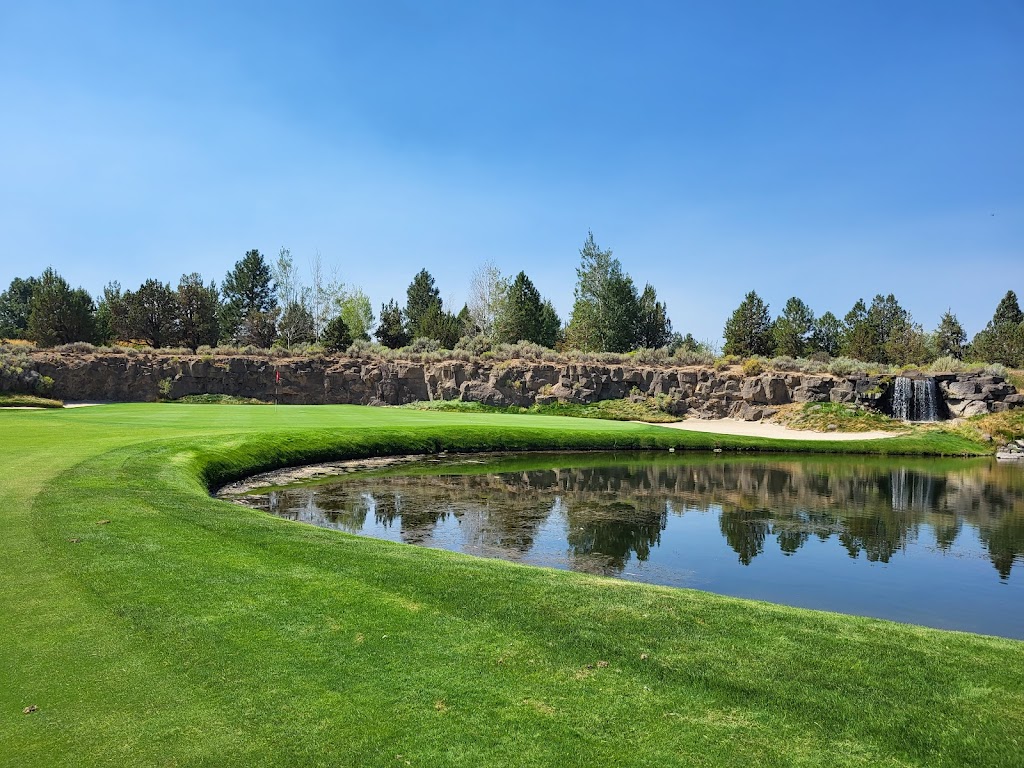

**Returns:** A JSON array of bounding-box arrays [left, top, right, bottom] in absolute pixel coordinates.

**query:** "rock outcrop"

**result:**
[[2, 351, 1020, 420]]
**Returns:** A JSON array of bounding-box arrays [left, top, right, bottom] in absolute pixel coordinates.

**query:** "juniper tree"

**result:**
[[26, 268, 97, 346], [176, 273, 220, 349]]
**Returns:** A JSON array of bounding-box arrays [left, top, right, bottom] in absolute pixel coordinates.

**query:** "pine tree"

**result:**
[[992, 290, 1023, 327], [635, 284, 672, 349], [322, 315, 352, 352], [933, 310, 966, 359], [808, 311, 842, 358], [221, 250, 276, 343], [970, 291, 1024, 366], [404, 269, 441, 338], [565, 232, 640, 352], [840, 299, 875, 361], [375, 300, 410, 348], [537, 300, 562, 349], [722, 291, 772, 357], [495, 271, 544, 344], [772, 297, 814, 358]]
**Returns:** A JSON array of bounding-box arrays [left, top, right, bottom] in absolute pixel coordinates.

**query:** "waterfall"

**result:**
[[891, 376, 940, 422]]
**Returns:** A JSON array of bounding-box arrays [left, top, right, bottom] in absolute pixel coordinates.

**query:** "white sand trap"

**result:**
[[648, 418, 899, 441]]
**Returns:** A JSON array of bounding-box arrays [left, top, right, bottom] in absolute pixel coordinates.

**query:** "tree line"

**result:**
[[1, 232, 1022, 368], [721, 288, 1024, 367]]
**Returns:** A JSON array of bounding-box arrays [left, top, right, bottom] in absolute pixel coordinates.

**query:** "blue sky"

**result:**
[[1, 1, 1021, 344]]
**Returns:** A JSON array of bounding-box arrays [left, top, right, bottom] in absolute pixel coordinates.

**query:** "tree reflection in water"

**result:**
[[256, 454, 1024, 580]]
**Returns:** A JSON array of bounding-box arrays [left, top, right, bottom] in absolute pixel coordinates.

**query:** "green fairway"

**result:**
[[1, 404, 1021, 767]]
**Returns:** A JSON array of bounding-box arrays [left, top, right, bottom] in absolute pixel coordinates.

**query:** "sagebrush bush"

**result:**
[[631, 347, 668, 366], [742, 357, 765, 376], [768, 356, 798, 371], [669, 348, 716, 367], [56, 342, 96, 354], [401, 337, 441, 354], [454, 333, 492, 357]]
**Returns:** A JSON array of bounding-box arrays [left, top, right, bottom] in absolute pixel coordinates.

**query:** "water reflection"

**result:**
[[242, 453, 1024, 637]]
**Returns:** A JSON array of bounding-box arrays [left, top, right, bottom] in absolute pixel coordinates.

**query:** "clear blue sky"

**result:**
[[2, 1, 1021, 344]]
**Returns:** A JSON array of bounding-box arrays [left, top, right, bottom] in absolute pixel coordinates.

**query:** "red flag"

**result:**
[[275, 370, 281, 384]]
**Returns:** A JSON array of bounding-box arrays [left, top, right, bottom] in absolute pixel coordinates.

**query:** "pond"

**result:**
[[230, 452, 1024, 639]]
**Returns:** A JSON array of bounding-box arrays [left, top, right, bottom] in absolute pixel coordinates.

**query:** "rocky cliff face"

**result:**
[[3, 351, 1021, 420]]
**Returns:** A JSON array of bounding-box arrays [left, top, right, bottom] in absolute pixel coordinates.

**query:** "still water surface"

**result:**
[[237, 452, 1024, 638]]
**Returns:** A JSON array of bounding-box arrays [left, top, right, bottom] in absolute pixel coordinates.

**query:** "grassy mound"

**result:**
[[0, 404, 1019, 766], [405, 397, 679, 422], [0, 393, 63, 408], [772, 402, 907, 432]]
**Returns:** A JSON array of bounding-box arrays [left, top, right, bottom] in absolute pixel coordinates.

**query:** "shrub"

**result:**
[[742, 357, 765, 376], [670, 348, 716, 367], [455, 333, 493, 357], [402, 337, 441, 354], [984, 363, 1009, 378], [768, 355, 798, 371], [56, 342, 96, 354], [632, 347, 668, 366], [35, 375, 54, 395], [158, 377, 173, 399]]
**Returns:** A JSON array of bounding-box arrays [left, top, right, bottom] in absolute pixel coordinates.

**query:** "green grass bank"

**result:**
[[1, 404, 1021, 767]]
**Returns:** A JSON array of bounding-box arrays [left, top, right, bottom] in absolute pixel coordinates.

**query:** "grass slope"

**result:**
[[1, 404, 1020, 767]]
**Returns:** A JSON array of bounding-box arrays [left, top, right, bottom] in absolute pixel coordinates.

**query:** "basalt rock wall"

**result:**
[[4, 352, 1022, 419]]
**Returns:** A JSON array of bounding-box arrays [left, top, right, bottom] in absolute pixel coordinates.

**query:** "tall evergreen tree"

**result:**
[[635, 284, 672, 349], [537, 300, 562, 349], [934, 310, 966, 359], [0, 276, 40, 339], [221, 249, 277, 343], [841, 299, 876, 361], [971, 290, 1024, 366], [808, 311, 842, 357], [865, 294, 910, 363], [772, 297, 815, 358], [27, 268, 97, 346], [417, 301, 462, 348], [375, 299, 410, 348], [722, 291, 772, 357], [404, 269, 441, 338], [992, 290, 1023, 327], [565, 232, 640, 352], [322, 315, 352, 352], [495, 271, 544, 344]]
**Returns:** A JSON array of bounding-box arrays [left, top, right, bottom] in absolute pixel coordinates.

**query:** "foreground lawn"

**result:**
[[1, 404, 1020, 767]]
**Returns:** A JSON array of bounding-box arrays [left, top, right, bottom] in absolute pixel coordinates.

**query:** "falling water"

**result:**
[[891, 376, 940, 422]]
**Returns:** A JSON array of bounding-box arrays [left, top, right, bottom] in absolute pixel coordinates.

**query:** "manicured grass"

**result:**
[[1, 404, 1020, 767]]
